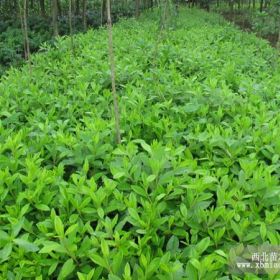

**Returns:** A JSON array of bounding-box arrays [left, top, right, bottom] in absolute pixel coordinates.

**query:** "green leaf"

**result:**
[[86, 269, 96, 280], [39, 241, 67, 254], [0, 230, 9, 242], [138, 140, 152, 154], [230, 220, 243, 241], [215, 250, 227, 258], [48, 261, 59, 276], [113, 172, 126, 179], [260, 223, 267, 241], [0, 243, 12, 262], [180, 204, 188, 218], [77, 272, 86, 280], [190, 258, 201, 270], [108, 275, 121, 280], [90, 253, 108, 269], [147, 257, 161, 274], [97, 208, 104, 219], [140, 254, 148, 268], [83, 158, 89, 174], [184, 103, 200, 113], [166, 235, 179, 256], [13, 238, 39, 252], [101, 239, 109, 257], [11, 218, 24, 238], [186, 261, 198, 279], [124, 263, 131, 277], [147, 175, 156, 183], [131, 185, 147, 197], [20, 203, 30, 216], [112, 251, 123, 274], [58, 258, 75, 280], [128, 208, 140, 221], [65, 224, 78, 236], [36, 204, 50, 211], [54, 215, 65, 237], [195, 237, 210, 255]]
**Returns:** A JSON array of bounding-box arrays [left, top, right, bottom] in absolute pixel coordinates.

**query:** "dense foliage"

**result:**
[[1, 7, 280, 279], [1, 0, 278, 77]]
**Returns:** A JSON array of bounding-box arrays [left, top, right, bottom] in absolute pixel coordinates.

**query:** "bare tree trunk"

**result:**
[[39, 0, 46, 17], [82, 0, 87, 30], [23, 0, 30, 60], [135, 0, 140, 17], [160, 0, 168, 30], [238, 0, 241, 9], [13, 0, 18, 16], [277, 27, 280, 50], [57, 0, 62, 16], [25, 0, 29, 17], [69, 0, 74, 53], [101, 0, 106, 25], [76, 0, 80, 15], [19, 0, 30, 61], [52, 0, 59, 37], [19, 0, 31, 74], [229, 0, 234, 12], [106, 0, 121, 144], [260, 0, 263, 12]]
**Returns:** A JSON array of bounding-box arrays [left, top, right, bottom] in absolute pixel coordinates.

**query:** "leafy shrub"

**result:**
[[0, 7, 280, 279]]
